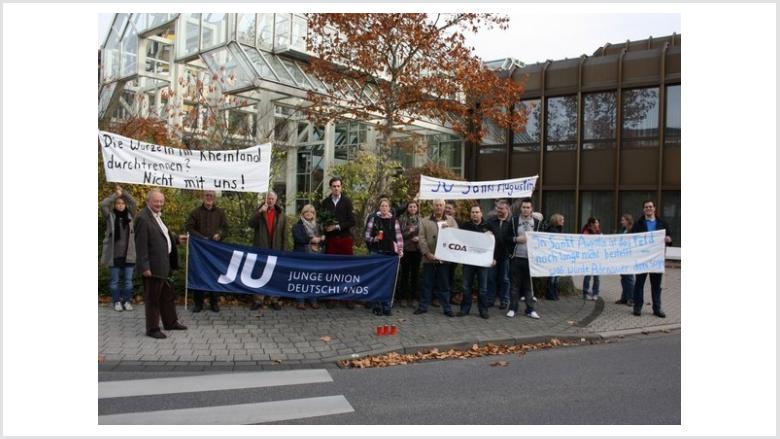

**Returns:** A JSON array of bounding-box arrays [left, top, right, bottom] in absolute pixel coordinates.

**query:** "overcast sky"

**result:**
[[99, 12, 680, 64]]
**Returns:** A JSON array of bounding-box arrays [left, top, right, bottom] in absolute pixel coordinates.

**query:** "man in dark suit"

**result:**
[[630, 199, 673, 318], [248, 190, 287, 311], [134, 188, 187, 339], [320, 177, 357, 309]]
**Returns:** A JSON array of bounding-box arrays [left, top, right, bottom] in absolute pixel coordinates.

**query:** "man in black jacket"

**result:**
[[185, 190, 229, 313], [487, 199, 513, 309], [135, 188, 187, 339], [320, 177, 357, 309], [630, 200, 673, 318], [458, 205, 497, 319]]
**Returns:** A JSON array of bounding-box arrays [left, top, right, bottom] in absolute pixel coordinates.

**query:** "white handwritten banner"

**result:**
[[434, 227, 495, 267], [98, 131, 272, 193], [526, 230, 666, 277], [419, 175, 538, 200]]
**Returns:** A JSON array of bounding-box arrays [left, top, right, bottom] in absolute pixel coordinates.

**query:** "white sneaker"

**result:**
[[114, 302, 123, 312], [527, 310, 540, 319], [505, 310, 516, 318], [123, 301, 133, 311], [584, 294, 593, 301]]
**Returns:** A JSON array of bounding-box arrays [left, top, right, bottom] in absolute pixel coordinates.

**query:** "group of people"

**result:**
[[100, 177, 673, 340]]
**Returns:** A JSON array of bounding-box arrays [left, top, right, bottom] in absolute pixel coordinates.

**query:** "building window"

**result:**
[[334, 122, 366, 163], [513, 99, 541, 152], [542, 191, 575, 233], [120, 19, 139, 77], [583, 92, 617, 150], [177, 13, 201, 59], [622, 87, 660, 149], [428, 134, 464, 176], [662, 191, 681, 246], [201, 13, 228, 51], [257, 14, 274, 51], [579, 191, 615, 234], [237, 14, 256, 46], [481, 117, 507, 146], [545, 96, 577, 151], [665, 84, 681, 147], [296, 144, 325, 212]]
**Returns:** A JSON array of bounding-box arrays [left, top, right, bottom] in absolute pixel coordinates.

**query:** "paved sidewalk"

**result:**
[[98, 267, 680, 371]]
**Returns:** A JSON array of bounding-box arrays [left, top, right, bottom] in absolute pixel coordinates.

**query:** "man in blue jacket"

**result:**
[[630, 200, 673, 318]]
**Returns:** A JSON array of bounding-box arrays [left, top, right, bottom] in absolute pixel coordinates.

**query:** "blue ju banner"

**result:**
[[187, 235, 399, 302]]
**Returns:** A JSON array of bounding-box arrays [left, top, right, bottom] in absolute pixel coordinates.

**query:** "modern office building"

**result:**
[[98, 13, 680, 243], [474, 34, 681, 243]]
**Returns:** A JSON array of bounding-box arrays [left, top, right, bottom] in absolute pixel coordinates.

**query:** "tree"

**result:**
[[304, 13, 529, 197]]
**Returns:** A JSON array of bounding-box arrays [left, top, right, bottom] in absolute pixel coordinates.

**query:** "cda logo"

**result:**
[[443, 242, 468, 252]]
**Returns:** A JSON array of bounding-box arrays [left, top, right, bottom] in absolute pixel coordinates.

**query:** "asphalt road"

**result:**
[[99, 331, 680, 425]]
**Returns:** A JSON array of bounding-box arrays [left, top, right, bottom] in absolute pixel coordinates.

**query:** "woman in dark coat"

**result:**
[[291, 204, 324, 309]]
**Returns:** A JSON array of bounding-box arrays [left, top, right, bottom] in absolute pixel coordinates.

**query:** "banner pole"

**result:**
[[389, 254, 402, 308], [184, 232, 190, 309]]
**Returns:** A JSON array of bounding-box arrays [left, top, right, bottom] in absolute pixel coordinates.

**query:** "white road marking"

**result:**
[[98, 395, 354, 424]]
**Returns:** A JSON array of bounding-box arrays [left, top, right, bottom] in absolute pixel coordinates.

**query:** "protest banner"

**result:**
[[526, 230, 666, 277], [418, 174, 538, 200], [187, 235, 399, 302], [434, 227, 495, 267], [98, 130, 272, 193]]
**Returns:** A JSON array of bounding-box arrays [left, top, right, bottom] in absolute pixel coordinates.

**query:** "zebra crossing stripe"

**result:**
[[99, 369, 333, 399], [98, 395, 354, 424]]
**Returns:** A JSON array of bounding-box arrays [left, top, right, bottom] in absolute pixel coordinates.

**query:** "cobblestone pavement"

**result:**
[[98, 267, 680, 371]]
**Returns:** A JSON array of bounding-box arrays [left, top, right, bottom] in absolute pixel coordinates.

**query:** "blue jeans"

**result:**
[[583, 275, 600, 297], [633, 273, 663, 313], [461, 265, 489, 314], [487, 257, 511, 306], [620, 274, 635, 302], [419, 263, 452, 313], [110, 265, 135, 304], [546, 277, 560, 300]]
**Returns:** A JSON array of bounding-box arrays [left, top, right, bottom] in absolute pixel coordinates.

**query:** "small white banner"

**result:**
[[434, 227, 495, 267], [98, 131, 272, 193], [526, 230, 666, 277], [419, 175, 538, 200]]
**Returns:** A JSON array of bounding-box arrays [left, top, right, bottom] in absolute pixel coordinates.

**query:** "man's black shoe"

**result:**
[[653, 311, 666, 318], [147, 330, 167, 339], [271, 302, 282, 311], [413, 308, 427, 315], [444, 311, 455, 317], [165, 322, 187, 330], [372, 308, 382, 316], [615, 299, 628, 305], [382, 309, 393, 316], [456, 311, 468, 317], [632, 310, 642, 316], [479, 311, 490, 319], [192, 303, 203, 313], [498, 302, 508, 310], [210, 301, 220, 313]]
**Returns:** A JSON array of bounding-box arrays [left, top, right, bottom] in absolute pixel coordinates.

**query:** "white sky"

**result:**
[[98, 12, 680, 64]]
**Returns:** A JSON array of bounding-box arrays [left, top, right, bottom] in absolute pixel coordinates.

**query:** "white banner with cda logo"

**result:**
[[434, 227, 495, 267]]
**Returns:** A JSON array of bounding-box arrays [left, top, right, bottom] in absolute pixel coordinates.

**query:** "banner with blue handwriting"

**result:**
[[187, 235, 399, 302], [419, 175, 538, 200], [526, 230, 666, 277]]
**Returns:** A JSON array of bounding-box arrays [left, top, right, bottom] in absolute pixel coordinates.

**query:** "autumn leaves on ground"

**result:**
[[339, 338, 595, 369]]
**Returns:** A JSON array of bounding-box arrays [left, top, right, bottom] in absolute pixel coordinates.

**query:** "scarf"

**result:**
[[301, 217, 319, 238], [113, 208, 130, 242]]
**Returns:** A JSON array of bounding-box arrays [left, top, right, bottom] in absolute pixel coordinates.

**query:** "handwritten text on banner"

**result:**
[[419, 175, 538, 200], [98, 131, 272, 193], [526, 230, 666, 277]]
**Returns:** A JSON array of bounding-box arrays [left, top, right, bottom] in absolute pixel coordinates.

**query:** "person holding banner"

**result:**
[[544, 213, 565, 301], [185, 190, 229, 313], [631, 201, 673, 318], [292, 204, 324, 310], [507, 198, 543, 319], [398, 201, 422, 308], [248, 191, 286, 311], [320, 177, 358, 309], [615, 214, 636, 306], [458, 205, 497, 319], [487, 199, 513, 310], [100, 185, 137, 312], [581, 217, 602, 301], [414, 199, 459, 317], [364, 198, 404, 316], [134, 188, 188, 339]]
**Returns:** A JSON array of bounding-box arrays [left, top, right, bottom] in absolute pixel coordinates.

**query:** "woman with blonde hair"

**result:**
[[292, 203, 324, 309]]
